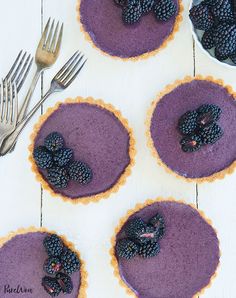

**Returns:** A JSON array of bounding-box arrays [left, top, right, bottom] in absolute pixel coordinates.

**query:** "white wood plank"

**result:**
[[0, 0, 42, 234], [42, 1, 196, 297], [195, 40, 236, 297]]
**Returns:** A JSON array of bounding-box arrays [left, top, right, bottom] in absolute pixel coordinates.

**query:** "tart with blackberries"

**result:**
[[77, 0, 183, 60], [146, 76, 236, 182], [0, 227, 87, 298], [29, 97, 135, 204], [111, 198, 220, 298]]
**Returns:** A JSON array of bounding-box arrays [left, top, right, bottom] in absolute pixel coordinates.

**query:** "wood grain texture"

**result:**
[[0, 0, 235, 297]]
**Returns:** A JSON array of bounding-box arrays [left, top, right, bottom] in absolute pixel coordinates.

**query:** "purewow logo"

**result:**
[[2, 284, 33, 295]]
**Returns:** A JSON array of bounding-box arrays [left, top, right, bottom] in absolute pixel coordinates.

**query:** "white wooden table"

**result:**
[[0, 1, 235, 297]]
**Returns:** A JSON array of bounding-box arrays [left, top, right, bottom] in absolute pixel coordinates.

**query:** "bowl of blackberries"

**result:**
[[189, 0, 236, 67]]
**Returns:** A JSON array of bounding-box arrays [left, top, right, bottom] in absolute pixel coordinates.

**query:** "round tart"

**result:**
[[146, 76, 236, 182], [111, 198, 220, 298], [77, 0, 183, 60], [0, 227, 87, 298], [29, 97, 135, 204]]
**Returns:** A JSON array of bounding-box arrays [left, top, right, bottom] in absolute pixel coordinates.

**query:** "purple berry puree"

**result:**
[[150, 80, 236, 178], [0, 232, 81, 298], [116, 201, 220, 298], [34, 103, 130, 199], [79, 0, 179, 58]]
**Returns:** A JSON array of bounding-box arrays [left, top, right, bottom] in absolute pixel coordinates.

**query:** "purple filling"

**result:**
[[150, 80, 236, 178], [34, 103, 130, 199], [79, 0, 179, 58], [0, 232, 81, 298], [116, 201, 220, 298]]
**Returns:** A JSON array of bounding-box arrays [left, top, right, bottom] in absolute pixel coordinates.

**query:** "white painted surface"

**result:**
[[0, 0, 235, 297]]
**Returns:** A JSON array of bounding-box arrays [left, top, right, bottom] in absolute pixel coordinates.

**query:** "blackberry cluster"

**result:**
[[33, 132, 93, 189], [153, 0, 177, 22], [115, 0, 177, 25], [56, 272, 73, 294], [189, 0, 236, 64], [189, 3, 214, 31], [116, 213, 165, 260], [53, 148, 73, 167], [44, 257, 62, 275], [33, 146, 54, 169], [44, 234, 64, 256], [68, 161, 93, 185], [47, 167, 70, 189], [178, 104, 223, 153], [42, 234, 80, 296], [138, 241, 160, 258], [61, 248, 81, 275], [42, 276, 61, 297], [116, 238, 139, 259], [178, 111, 198, 135]]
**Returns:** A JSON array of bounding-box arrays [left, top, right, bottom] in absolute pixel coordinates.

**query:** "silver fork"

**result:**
[[0, 51, 87, 156], [17, 18, 63, 124], [0, 80, 18, 149], [3, 50, 33, 92]]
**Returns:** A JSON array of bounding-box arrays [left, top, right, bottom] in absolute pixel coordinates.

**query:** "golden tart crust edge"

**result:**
[[29, 97, 136, 205], [146, 75, 236, 183], [109, 197, 221, 298], [0, 226, 88, 298], [76, 0, 184, 61]]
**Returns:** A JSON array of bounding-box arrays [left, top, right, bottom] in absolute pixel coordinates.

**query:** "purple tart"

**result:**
[[77, 0, 183, 59], [29, 97, 135, 204], [111, 199, 220, 298], [0, 228, 87, 298], [147, 76, 236, 182]]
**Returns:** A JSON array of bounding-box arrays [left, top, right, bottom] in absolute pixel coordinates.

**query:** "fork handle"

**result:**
[[0, 89, 53, 155], [18, 67, 42, 123]]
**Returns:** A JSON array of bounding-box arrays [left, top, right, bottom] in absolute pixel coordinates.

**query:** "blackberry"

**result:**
[[56, 272, 73, 294], [141, 0, 154, 14], [114, 0, 127, 6], [44, 132, 64, 152], [138, 225, 160, 243], [125, 217, 146, 239], [53, 148, 73, 167], [61, 248, 81, 275], [33, 146, 53, 169], [154, 0, 177, 22], [116, 238, 139, 259], [180, 135, 202, 153], [47, 167, 70, 189], [210, 0, 234, 22], [149, 213, 165, 240], [189, 3, 214, 31], [125, 218, 158, 243], [199, 123, 223, 145], [201, 28, 216, 49], [68, 161, 93, 185], [215, 23, 236, 57], [178, 110, 198, 135], [42, 276, 61, 297], [138, 241, 160, 258], [197, 104, 222, 127], [44, 257, 62, 275], [122, 0, 142, 25], [215, 48, 228, 61], [43, 234, 64, 257]]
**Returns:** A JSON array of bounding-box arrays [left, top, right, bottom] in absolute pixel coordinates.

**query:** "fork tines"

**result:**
[[54, 51, 87, 87], [0, 80, 18, 124], [39, 18, 63, 55], [5, 50, 33, 92]]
